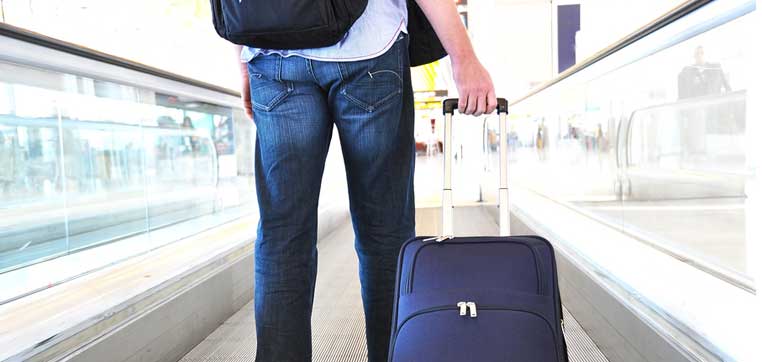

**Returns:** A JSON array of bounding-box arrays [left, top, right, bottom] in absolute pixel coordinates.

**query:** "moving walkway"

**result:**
[[0, 0, 757, 361]]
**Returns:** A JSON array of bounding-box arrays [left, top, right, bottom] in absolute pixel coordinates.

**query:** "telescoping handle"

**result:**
[[441, 98, 510, 236]]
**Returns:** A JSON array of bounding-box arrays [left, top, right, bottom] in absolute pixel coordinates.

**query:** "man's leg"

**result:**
[[249, 54, 333, 362], [329, 34, 416, 362]]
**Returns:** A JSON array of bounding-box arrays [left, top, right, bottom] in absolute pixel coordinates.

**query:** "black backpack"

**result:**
[[209, 0, 446, 66], [210, 0, 368, 50], [406, 0, 446, 67]]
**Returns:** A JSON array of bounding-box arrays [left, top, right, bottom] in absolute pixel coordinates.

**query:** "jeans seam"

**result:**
[[339, 41, 404, 112], [249, 55, 294, 112], [306, 58, 320, 84], [251, 87, 291, 112], [368, 70, 402, 82], [342, 89, 401, 113], [342, 91, 373, 112], [275, 56, 282, 82], [337, 62, 346, 83], [397, 36, 403, 82]]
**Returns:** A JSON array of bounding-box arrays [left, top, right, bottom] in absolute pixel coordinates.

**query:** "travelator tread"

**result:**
[[181, 207, 608, 362]]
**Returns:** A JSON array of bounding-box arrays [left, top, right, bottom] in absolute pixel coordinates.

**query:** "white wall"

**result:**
[[1, 0, 239, 91], [469, 0, 554, 101], [575, 0, 686, 61], [467, 0, 686, 101], [2, 0, 692, 99]]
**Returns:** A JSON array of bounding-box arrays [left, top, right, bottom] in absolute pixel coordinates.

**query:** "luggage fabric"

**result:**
[[209, 0, 367, 49], [388, 99, 568, 362]]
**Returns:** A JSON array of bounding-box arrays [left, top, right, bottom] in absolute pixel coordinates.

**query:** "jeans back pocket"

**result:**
[[248, 56, 294, 112]]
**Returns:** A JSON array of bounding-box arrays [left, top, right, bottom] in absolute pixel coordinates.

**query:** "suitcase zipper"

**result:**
[[396, 304, 555, 330], [390, 304, 561, 361], [422, 235, 454, 242]]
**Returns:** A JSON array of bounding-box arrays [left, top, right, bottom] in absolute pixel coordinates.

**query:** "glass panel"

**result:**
[[227, 108, 258, 213], [0, 82, 68, 271], [622, 92, 747, 273], [503, 5, 756, 357], [0, 60, 254, 280], [142, 102, 217, 237], [57, 88, 150, 252], [68, 126, 147, 249], [510, 8, 754, 281]]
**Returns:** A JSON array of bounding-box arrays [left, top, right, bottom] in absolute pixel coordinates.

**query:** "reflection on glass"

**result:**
[[677, 46, 732, 100], [0, 61, 254, 275], [0, 84, 68, 270], [143, 97, 223, 231], [508, 13, 754, 280], [61, 120, 150, 252], [144, 123, 217, 230]]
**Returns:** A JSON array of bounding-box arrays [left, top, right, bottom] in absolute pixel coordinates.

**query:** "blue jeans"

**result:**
[[249, 34, 415, 362]]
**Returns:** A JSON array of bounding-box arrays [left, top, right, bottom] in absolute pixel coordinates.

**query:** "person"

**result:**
[[235, 1, 496, 361], [595, 123, 605, 152], [426, 118, 439, 156], [677, 46, 731, 156], [678, 45, 731, 100], [0, 131, 16, 195], [181, 116, 199, 154], [536, 121, 548, 161], [182, 116, 194, 129]]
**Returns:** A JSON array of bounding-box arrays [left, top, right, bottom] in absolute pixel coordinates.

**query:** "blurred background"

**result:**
[[0, 1, 758, 361]]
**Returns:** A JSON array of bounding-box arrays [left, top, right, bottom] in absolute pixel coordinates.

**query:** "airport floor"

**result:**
[[180, 208, 609, 362]]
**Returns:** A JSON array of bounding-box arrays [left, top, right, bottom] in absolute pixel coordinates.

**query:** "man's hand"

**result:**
[[241, 74, 253, 120], [415, 0, 497, 116], [235, 45, 254, 120], [452, 57, 496, 116]]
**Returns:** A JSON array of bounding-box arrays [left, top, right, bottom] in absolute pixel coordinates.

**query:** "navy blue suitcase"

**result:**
[[388, 99, 568, 362]]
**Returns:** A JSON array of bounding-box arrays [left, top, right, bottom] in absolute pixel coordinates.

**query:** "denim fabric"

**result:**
[[249, 34, 415, 362]]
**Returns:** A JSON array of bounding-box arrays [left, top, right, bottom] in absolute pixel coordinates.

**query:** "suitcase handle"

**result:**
[[441, 98, 510, 236], [442, 98, 508, 115]]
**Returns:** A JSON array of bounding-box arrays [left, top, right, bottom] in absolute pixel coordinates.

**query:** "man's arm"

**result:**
[[415, 0, 496, 116], [235, 45, 254, 120]]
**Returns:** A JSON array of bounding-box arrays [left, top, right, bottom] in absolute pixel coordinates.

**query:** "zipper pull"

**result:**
[[457, 301, 468, 316], [423, 235, 454, 243], [467, 302, 477, 318]]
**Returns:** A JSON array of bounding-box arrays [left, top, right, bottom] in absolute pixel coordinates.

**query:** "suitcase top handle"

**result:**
[[440, 98, 510, 237], [443, 98, 508, 115]]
